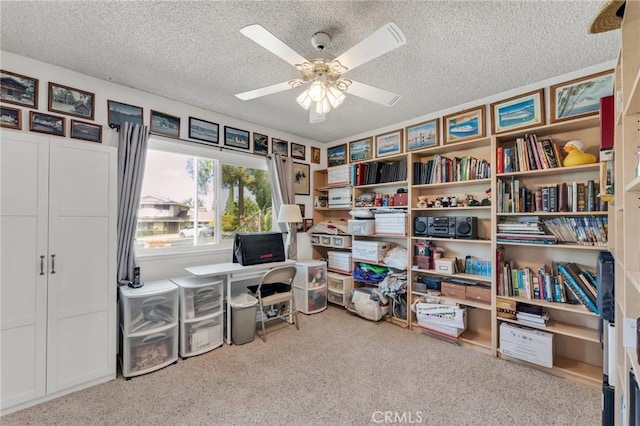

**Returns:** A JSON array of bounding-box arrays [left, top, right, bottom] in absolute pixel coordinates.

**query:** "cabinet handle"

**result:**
[[51, 254, 56, 274], [40, 255, 45, 275]]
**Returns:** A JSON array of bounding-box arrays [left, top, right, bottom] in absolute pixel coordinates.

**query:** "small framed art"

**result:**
[[349, 137, 372, 162], [375, 129, 403, 157], [107, 100, 143, 129], [150, 110, 180, 138], [272, 138, 288, 156], [224, 126, 250, 150], [406, 119, 439, 151], [291, 142, 306, 160], [48, 82, 95, 120], [0, 106, 21, 130], [304, 218, 313, 232], [297, 203, 305, 218], [70, 119, 102, 143], [550, 70, 614, 123], [310, 146, 321, 164], [0, 70, 38, 108], [30, 111, 65, 137], [188, 117, 218, 144], [490, 89, 545, 135], [443, 105, 486, 144], [327, 144, 347, 167], [293, 162, 310, 195], [253, 133, 268, 155]]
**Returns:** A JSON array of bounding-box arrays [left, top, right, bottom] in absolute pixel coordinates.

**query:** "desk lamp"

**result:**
[[277, 204, 303, 260]]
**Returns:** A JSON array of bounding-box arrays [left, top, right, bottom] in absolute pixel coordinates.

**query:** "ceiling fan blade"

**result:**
[[240, 24, 308, 67], [309, 109, 325, 124], [346, 80, 401, 107], [334, 22, 406, 73], [235, 81, 294, 100]]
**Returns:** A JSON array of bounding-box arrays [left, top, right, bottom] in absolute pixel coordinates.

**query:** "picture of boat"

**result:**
[[407, 121, 437, 150]]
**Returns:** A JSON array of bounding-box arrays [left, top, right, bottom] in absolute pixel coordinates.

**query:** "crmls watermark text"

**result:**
[[371, 411, 424, 424]]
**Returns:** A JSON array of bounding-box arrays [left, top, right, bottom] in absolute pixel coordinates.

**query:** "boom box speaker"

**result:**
[[414, 217, 429, 236], [455, 217, 478, 239]]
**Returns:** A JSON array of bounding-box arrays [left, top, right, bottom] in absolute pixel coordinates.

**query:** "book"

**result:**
[[516, 311, 549, 325], [557, 264, 598, 313]]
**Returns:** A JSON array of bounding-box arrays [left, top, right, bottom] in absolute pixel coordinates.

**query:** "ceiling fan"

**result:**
[[235, 22, 407, 123]]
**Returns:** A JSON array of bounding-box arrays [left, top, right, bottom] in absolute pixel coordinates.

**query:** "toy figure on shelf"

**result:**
[[417, 196, 427, 208], [481, 189, 491, 206], [466, 194, 480, 206], [450, 196, 458, 207], [563, 139, 596, 166], [441, 196, 450, 207]]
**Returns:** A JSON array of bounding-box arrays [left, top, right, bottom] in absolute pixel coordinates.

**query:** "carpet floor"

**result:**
[[2, 306, 600, 425]]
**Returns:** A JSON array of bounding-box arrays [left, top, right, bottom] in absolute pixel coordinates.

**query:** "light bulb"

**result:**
[[308, 81, 326, 102], [315, 98, 331, 115], [296, 89, 312, 110], [326, 86, 345, 108]]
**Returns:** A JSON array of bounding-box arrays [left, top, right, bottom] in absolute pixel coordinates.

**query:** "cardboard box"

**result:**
[[500, 322, 553, 368], [393, 192, 408, 206], [413, 255, 431, 270], [348, 219, 375, 236], [374, 213, 406, 235], [465, 285, 491, 304], [434, 258, 456, 275], [328, 187, 351, 207], [327, 164, 350, 186], [352, 240, 389, 263], [441, 281, 466, 299]]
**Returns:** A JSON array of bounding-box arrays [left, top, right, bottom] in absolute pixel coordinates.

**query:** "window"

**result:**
[[136, 139, 272, 254]]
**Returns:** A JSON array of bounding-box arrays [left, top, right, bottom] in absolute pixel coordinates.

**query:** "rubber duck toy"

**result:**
[[563, 140, 596, 166]]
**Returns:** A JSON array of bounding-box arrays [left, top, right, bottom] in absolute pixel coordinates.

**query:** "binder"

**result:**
[[599, 95, 615, 150], [597, 251, 615, 322]]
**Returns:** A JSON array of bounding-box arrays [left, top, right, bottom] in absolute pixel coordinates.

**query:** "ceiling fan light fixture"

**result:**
[[308, 80, 326, 102], [326, 85, 346, 109], [315, 98, 331, 115], [296, 89, 312, 110]]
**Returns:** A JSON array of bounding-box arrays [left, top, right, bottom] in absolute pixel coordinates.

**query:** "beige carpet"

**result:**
[[2, 306, 600, 425]]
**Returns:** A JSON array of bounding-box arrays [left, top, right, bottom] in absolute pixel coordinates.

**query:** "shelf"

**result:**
[[355, 205, 408, 210], [354, 180, 408, 190], [496, 163, 600, 178], [411, 290, 491, 310], [352, 258, 406, 271], [413, 178, 491, 190], [626, 269, 640, 293], [625, 176, 640, 192], [497, 211, 608, 216], [495, 116, 600, 142], [497, 242, 604, 250], [355, 234, 407, 238], [412, 206, 490, 212], [409, 137, 491, 156], [383, 315, 409, 328], [327, 267, 352, 274], [411, 236, 491, 245], [410, 268, 492, 283], [497, 295, 597, 316], [498, 317, 599, 342], [352, 153, 407, 165], [316, 185, 352, 192], [498, 353, 601, 389], [459, 328, 492, 350], [311, 243, 352, 250], [623, 65, 640, 116], [315, 207, 352, 211]]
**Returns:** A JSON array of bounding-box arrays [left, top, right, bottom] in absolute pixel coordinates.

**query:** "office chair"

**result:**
[[253, 265, 299, 342]]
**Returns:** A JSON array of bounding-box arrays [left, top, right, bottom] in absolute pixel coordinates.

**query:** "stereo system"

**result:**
[[414, 216, 478, 239]]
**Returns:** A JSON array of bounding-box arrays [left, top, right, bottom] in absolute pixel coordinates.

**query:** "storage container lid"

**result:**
[[170, 276, 223, 288], [119, 279, 177, 296]]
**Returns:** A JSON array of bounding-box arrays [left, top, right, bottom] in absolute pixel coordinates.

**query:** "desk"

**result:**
[[185, 260, 296, 344]]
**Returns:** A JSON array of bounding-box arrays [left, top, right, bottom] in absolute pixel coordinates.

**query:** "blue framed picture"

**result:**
[[550, 69, 614, 123], [490, 89, 545, 135], [443, 105, 486, 144], [406, 119, 439, 151], [375, 129, 403, 157]]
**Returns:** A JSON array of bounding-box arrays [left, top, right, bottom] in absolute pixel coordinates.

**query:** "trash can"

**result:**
[[229, 293, 258, 345]]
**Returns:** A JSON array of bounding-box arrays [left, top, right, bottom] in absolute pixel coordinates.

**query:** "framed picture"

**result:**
[[293, 162, 310, 195], [150, 110, 180, 138], [349, 137, 372, 162], [297, 203, 306, 218], [0, 70, 38, 108], [0, 106, 21, 130], [375, 129, 403, 157], [550, 69, 614, 123], [70, 119, 102, 143], [48, 82, 95, 120], [272, 138, 288, 156], [406, 119, 439, 151], [188, 117, 218, 145], [253, 133, 268, 155], [29, 111, 65, 137], [304, 218, 313, 232], [310, 146, 321, 164], [443, 105, 486, 144], [224, 126, 250, 150], [107, 100, 143, 129], [490, 89, 545, 135], [296, 222, 304, 232], [291, 142, 306, 160], [327, 144, 347, 167]]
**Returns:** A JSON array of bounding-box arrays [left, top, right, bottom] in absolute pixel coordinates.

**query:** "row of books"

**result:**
[[497, 179, 604, 213], [412, 154, 491, 185], [352, 159, 407, 186], [541, 216, 608, 247], [497, 259, 598, 314], [497, 216, 558, 245], [497, 300, 550, 326], [496, 134, 564, 173]]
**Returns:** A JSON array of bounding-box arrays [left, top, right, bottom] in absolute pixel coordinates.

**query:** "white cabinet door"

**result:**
[[46, 141, 117, 393], [0, 133, 48, 409]]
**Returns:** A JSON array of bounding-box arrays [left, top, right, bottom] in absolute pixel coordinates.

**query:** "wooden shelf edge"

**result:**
[[410, 268, 492, 283], [622, 65, 640, 116], [498, 317, 599, 342], [496, 295, 597, 316], [412, 178, 491, 189], [497, 211, 608, 216], [496, 163, 600, 178], [498, 353, 602, 389], [625, 175, 640, 192]]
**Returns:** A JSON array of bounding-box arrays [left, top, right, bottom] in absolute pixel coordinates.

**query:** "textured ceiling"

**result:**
[[0, 1, 619, 143]]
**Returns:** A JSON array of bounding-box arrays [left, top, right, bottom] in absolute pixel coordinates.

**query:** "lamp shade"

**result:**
[[277, 204, 303, 223]]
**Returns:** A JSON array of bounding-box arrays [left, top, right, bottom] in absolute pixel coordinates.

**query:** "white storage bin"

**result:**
[[293, 285, 327, 314], [171, 276, 223, 320], [348, 219, 375, 236], [328, 187, 351, 207], [352, 240, 390, 263], [120, 280, 179, 335], [332, 235, 351, 248], [321, 235, 332, 246], [327, 272, 352, 292], [122, 325, 178, 377], [328, 164, 350, 186], [327, 251, 352, 272], [500, 322, 553, 368], [374, 213, 407, 236], [180, 313, 223, 356], [294, 260, 327, 289], [328, 290, 348, 306]]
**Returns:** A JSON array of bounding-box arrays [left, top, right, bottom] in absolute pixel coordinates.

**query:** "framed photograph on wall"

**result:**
[[291, 142, 306, 160], [550, 69, 614, 123], [375, 129, 403, 157], [253, 133, 268, 155], [188, 117, 218, 144], [150, 110, 180, 138], [327, 144, 347, 167], [0, 106, 21, 130], [293, 162, 310, 195], [48, 82, 95, 120], [490, 89, 545, 135], [406, 119, 439, 151], [224, 126, 250, 150], [1, 70, 38, 108], [30, 111, 65, 137], [304, 218, 313, 232], [443, 105, 486, 144], [297, 203, 305, 218], [349, 137, 372, 162], [70, 119, 102, 143], [310, 146, 321, 164], [107, 100, 143, 129], [272, 138, 288, 156]]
